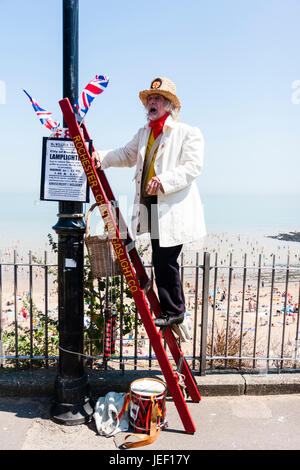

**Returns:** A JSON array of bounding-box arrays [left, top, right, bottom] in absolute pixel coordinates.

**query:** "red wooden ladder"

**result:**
[[59, 97, 201, 434]]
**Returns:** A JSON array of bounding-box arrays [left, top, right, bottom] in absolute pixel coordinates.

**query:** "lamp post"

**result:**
[[50, 0, 93, 425]]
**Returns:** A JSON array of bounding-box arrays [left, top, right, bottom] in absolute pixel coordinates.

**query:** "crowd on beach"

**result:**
[[1, 231, 299, 361]]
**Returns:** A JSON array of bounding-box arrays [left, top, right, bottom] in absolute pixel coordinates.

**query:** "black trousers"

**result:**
[[151, 238, 186, 317], [142, 195, 185, 317]]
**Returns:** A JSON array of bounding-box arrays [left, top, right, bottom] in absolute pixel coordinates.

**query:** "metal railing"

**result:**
[[1, 250, 299, 375], [205, 252, 300, 374], [0, 251, 57, 369]]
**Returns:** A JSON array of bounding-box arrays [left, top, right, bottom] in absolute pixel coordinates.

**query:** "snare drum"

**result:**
[[129, 378, 167, 434]]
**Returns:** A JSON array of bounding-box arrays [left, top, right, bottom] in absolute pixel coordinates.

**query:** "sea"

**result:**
[[0, 191, 299, 260]]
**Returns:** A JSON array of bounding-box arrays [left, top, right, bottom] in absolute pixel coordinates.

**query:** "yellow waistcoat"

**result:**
[[142, 130, 159, 196]]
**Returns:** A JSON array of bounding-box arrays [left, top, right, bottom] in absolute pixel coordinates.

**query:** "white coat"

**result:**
[[97, 115, 206, 247]]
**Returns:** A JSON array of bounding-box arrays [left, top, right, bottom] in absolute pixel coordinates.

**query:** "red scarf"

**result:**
[[149, 113, 169, 139]]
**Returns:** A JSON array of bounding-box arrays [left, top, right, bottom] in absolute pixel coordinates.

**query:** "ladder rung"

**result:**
[[141, 278, 151, 293], [176, 353, 184, 374], [125, 241, 135, 253]]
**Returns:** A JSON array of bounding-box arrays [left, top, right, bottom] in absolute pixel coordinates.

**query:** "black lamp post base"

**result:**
[[50, 399, 94, 426], [50, 373, 94, 425]]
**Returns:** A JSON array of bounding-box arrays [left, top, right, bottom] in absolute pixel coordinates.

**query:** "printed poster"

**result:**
[[40, 137, 91, 202]]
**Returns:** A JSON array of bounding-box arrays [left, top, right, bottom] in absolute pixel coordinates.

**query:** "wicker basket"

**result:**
[[84, 203, 122, 278]]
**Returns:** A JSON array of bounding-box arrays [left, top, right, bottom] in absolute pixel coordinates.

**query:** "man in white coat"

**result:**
[[93, 77, 206, 328]]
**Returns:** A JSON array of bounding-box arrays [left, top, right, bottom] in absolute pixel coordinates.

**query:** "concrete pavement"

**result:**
[[1, 394, 300, 451], [0, 369, 300, 451]]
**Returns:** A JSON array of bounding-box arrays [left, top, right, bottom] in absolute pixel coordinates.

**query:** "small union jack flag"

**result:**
[[74, 74, 109, 118], [23, 89, 60, 131]]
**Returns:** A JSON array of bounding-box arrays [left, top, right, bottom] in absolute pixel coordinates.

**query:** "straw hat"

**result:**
[[139, 77, 181, 110]]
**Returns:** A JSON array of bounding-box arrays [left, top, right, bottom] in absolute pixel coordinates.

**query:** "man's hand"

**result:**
[[146, 176, 164, 195], [92, 151, 101, 169]]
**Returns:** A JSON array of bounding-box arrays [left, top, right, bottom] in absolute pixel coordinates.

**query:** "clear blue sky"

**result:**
[[1, 0, 300, 199]]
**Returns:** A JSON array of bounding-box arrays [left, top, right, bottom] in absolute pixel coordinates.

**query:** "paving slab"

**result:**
[[244, 373, 300, 395]]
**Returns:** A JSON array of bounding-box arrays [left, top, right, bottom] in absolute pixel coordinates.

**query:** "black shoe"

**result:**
[[154, 313, 184, 328]]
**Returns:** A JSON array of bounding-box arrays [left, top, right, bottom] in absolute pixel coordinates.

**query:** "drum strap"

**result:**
[[117, 393, 130, 420], [122, 401, 161, 449]]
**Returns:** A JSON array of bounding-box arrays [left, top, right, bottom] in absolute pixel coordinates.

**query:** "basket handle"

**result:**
[[85, 203, 99, 237], [85, 201, 118, 237]]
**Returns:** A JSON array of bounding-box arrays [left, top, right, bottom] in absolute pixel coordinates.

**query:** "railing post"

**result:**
[[200, 251, 210, 376]]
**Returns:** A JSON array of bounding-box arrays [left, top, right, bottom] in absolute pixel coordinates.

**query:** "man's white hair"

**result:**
[[164, 98, 180, 121]]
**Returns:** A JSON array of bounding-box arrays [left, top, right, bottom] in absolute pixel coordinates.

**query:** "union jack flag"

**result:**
[[74, 74, 109, 118], [23, 89, 60, 131]]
